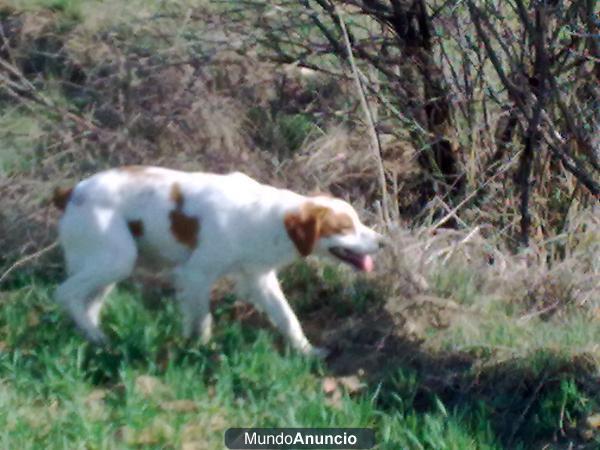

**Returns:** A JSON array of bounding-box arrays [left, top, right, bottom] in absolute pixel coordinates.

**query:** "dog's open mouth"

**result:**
[[329, 247, 374, 272]]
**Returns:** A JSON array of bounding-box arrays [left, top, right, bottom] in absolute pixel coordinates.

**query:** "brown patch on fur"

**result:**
[[127, 220, 144, 238], [170, 210, 199, 248], [170, 183, 184, 209], [318, 207, 354, 237], [52, 187, 73, 211], [284, 202, 355, 257], [309, 191, 333, 198], [169, 183, 199, 248], [120, 165, 148, 174], [284, 211, 319, 257]]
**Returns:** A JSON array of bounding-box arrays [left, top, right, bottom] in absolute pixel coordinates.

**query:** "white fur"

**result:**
[[55, 166, 382, 355]]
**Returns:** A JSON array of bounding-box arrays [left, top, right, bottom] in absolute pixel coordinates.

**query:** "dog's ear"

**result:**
[[284, 209, 319, 257], [284, 203, 350, 256], [284, 203, 332, 256]]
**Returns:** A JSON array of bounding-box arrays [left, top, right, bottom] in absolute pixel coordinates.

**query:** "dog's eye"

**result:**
[[322, 213, 354, 236], [339, 223, 355, 234]]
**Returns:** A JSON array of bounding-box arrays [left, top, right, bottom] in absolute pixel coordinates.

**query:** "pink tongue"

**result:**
[[360, 255, 374, 272]]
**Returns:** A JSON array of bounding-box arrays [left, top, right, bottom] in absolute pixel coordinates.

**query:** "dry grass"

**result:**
[[379, 206, 599, 311], [0, 1, 597, 301]]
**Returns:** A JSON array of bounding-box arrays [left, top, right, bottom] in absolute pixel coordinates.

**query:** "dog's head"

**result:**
[[284, 197, 383, 272]]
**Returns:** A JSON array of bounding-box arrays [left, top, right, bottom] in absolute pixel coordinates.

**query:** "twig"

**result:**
[[442, 226, 480, 265], [0, 57, 107, 136], [517, 300, 560, 324], [429, 153, 519, 231], [507, 372, 549, 447], [0, 242, 58, 287], [336, 8, 392, 230]]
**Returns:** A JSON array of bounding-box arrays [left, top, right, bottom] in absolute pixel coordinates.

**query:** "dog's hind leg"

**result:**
[[56, 279, 119, 344], [87, 283, 115, 331], [56, 211, 137, 344]]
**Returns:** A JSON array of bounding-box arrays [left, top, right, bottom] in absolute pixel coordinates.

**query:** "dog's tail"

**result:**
[[52, 186, 73, 211]]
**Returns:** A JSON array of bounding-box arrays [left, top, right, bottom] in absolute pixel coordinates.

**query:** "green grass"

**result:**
[[429, 265, 600, 357], [0, 110, 42, 174], [0, 281, 509, 449], [1, 272, 598, 449], [246, 107, 318, 159], [0, 85, 85, 175]]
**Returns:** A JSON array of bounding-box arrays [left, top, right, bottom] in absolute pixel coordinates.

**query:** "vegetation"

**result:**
[[1, 267, 597, 449], [0, 0, 598, 448]]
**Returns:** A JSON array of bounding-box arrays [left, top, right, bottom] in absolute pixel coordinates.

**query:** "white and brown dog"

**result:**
[[53, 166, 383, 356]]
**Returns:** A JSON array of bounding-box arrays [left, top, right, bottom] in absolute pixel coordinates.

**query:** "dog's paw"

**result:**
[[199, 314, 213, 345], [305, 345, 331, 360], [85, 329, 108, 347]]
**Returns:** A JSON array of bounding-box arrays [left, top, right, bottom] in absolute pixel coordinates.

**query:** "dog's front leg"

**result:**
[[241, 270, 327, 357]]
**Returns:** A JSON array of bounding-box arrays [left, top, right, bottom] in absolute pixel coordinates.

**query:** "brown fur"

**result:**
[[127, 220, 144, 238], [170, 182, 184, 209], [120, 165, 148, 174], [53, 187, 74, 211], [169, 183, 199, 248], [317, 206, 354, 237], [284, 202, 355, 257], [284, 212, 319, 257], [308, 191, 333, 198]]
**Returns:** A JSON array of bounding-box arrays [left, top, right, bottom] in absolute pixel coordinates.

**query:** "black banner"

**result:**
[[224, 428, 375, 449]]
